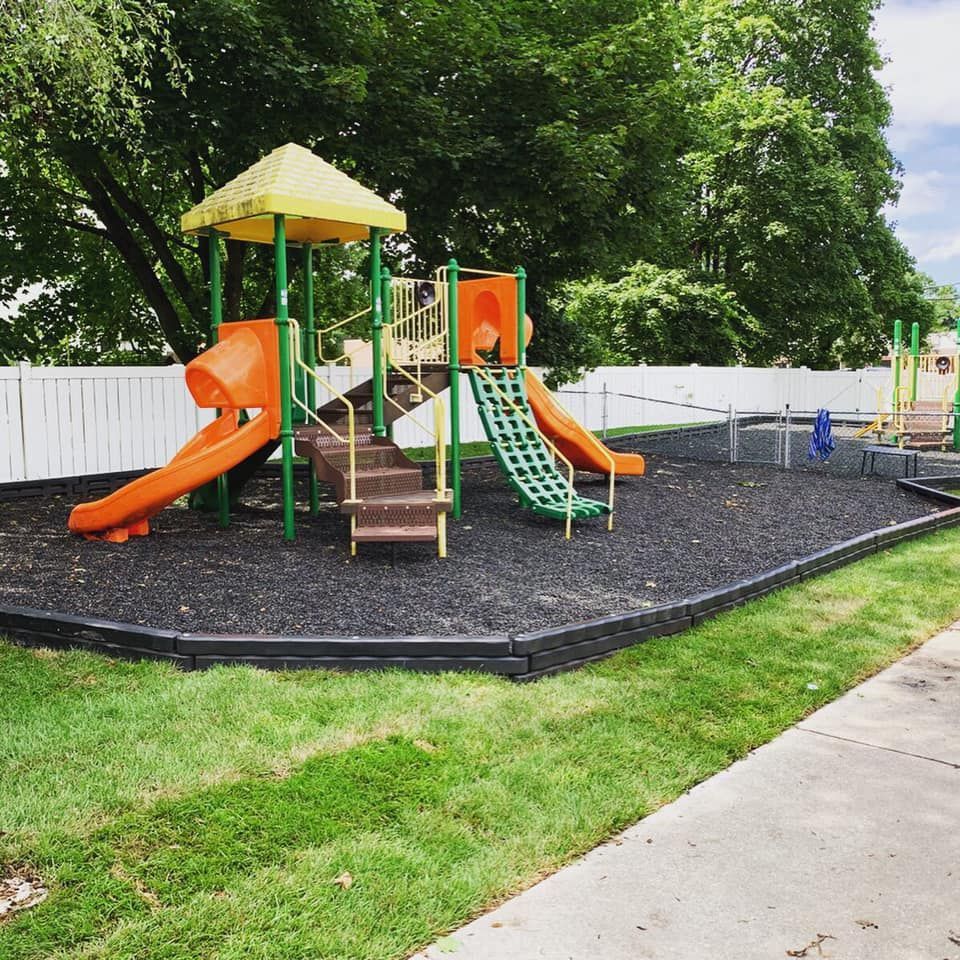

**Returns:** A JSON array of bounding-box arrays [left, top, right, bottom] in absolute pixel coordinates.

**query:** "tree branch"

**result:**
[[87, 151, 206, 327], [56, 217, 109, 238], [67, 161, 195, 361]]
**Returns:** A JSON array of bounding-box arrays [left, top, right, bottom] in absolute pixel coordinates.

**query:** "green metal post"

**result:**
[[910, 321, 920, 403], [515, 266, 527, 373], [370, 228, 385, 437], [208, 232, 229, 530], [274, 215, 296, 540], [448, 258, 462, 518], [303, 243, 319, 515], [953, 317, 960, 451], [892, 318, 902, 412], [381, 266, 392, 438]]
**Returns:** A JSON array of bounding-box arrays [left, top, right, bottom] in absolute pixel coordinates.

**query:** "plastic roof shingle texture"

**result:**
[[181, 143, 406, 244]]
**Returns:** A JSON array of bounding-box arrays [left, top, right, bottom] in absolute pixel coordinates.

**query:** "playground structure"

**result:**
[[857, 318, 960, 451], [68, 144, 643, 554]]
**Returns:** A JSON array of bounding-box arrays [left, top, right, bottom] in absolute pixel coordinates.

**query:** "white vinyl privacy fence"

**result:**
[[0, 362, 890, 484]]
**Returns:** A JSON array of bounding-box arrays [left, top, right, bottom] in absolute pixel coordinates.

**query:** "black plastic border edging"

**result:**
[[896, 474, 960, 508], [4, 504, 960, 680]]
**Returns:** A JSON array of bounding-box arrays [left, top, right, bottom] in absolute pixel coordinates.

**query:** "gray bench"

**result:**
[[861, 444, 919, 478]]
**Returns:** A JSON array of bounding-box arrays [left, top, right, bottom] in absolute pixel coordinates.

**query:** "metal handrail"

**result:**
[[474, 365, 579, 540], [316, 306, 372, 369], [376, 277, 451, 553], [386, 276, 448, 368], [893, 384, 911, 441], [853, 387, 890, 439], [437, 265, 517, 279], [541, 380, 615, 530], [288, 318, 357, 514]]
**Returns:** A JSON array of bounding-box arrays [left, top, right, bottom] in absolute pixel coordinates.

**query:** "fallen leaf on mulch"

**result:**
[[0, 869, 48, 921]]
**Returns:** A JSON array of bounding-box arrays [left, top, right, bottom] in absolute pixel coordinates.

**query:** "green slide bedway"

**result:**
[[468, 366, 610, 526]]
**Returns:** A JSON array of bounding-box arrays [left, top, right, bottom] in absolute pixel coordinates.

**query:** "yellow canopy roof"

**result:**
[[180, 143, 406, 245]]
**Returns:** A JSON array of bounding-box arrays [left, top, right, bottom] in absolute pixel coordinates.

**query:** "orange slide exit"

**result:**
[[69, 320, 281, 541], [457, 275, 644, 477], [525, 371, 646, 477]]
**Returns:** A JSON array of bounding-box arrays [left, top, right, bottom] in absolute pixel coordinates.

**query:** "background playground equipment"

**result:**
[[68, 143, 643, 552], [856, 317, 960, 451]]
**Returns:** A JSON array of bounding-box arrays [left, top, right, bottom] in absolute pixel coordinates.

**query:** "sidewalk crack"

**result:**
[[798, 726, 960, 769]]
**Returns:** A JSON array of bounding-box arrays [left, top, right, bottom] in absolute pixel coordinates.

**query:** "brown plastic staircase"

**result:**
[[294, 366, 452, 548], [899, 400, 952, 450]]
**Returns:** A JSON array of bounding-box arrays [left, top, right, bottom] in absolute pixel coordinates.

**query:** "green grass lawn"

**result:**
[[4, 529, 960, 959]]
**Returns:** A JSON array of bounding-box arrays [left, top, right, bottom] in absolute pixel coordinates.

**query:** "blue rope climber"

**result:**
[[808, 408, 837, 462]]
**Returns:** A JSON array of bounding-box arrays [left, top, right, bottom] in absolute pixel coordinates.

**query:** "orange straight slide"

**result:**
[[68, 319, 281, 541], [526, 370, 646, 477], [67, 411, 273, 540]]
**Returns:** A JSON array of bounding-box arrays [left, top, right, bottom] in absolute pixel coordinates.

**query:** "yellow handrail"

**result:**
[[379, 283, 450, 556], [546, 383, 616, 530], [893, 385, 912, 448], [438, 265, 517, 279], [853, 387, 889, 439], [386, 276, 448, 367], [316, 306, 372, 381], [381, 366, 449, 558], [381, 372, 447, 498], [473, 365, 579, 540], [288, 319, 360, 549]]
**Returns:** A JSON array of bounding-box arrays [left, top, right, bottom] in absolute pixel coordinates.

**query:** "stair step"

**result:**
[[341, 490, 452, 514], [294, 425, 374, 450], [320, 447, 400, 470], [351, 467, 423, 499], [352, 524, 437, 543], [356, 500, 436, 527]]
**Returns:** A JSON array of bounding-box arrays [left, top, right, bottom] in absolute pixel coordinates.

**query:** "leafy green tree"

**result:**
[[679, 0, 933, 368], [0, 0, 936, 377], [918, 275, 960, 330], [558, 262, 758, 376], [0, 0, 688, 368], [1, 0, 379, 361]]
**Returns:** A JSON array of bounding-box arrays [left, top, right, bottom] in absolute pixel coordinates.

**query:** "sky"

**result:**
[[874, 0, 960, 289]]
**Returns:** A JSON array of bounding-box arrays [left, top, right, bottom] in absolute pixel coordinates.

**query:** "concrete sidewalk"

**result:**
[[414, 628, 960, 960]]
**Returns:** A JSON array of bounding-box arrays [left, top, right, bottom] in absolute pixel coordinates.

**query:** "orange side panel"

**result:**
[[526, 371, 646, 477], [68, 410, 274, 537], [457, 277, 518, 365], [185, 319, 281, 434]]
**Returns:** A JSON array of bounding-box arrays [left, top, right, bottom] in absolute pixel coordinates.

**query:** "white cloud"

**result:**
[[889, 169, 954, 218], [874, 0, 960, 149], [923, 232, 960, 262]]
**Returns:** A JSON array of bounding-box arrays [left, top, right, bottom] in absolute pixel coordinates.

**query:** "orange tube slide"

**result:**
[[526, 371, 646, 477], [68, 410, 274, 541], [68, 319, 281, 541]]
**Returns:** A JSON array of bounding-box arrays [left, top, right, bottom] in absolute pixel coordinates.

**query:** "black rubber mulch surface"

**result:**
[[0, 454, 936, 637]]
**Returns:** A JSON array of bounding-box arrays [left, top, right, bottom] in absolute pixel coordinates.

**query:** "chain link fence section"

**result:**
[[554, 385, 960, 479]]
